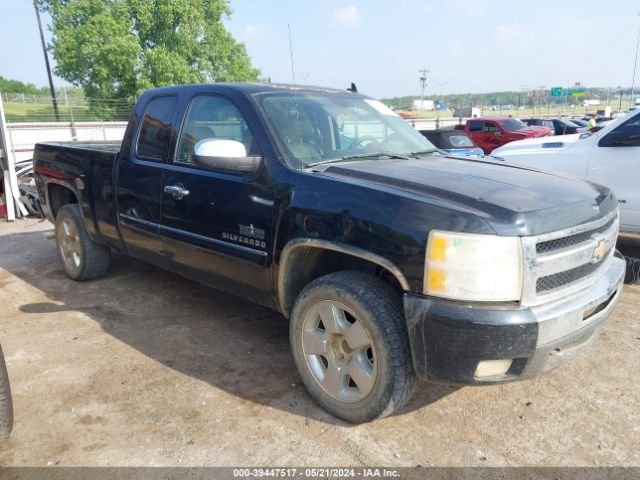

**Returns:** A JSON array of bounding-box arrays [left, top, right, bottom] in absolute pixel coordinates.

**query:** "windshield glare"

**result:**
[[258, 92, 435, 166], [449, 135, 474, 147], [500, 118, 527, 132]]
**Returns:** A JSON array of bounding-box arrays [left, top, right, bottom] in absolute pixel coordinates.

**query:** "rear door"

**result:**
[[160, 93, 275, 303], [116, 94, 178, 266], [588, 114, 640, 233]]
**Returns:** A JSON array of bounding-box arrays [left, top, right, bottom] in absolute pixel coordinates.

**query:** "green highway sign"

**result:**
[[550, 87, 586, 97]]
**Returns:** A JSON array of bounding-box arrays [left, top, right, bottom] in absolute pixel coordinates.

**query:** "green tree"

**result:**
[[0, 76, 49, 95], [37, 0, 259, 116]]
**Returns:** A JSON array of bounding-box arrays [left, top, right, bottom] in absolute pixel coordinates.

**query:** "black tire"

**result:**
[[55, 204, 110, 281], [624, 255, 640, 284], [290, 271, 416, 423], [0, 343, 13, 439]]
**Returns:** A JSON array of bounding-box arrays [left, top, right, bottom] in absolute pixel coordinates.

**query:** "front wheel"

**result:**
[[290, 271, 416, 423]]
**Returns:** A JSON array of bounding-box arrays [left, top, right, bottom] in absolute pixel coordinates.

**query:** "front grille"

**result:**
[[536, 257, 607, 293], [521, 209, 619, 306], [536, 217, 616, 254]]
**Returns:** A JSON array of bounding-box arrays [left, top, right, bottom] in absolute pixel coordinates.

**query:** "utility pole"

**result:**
[[34, 2, 60, 121], [419, 68, 429, 116], [631, 13, 640, 107], [618, 86, 623, 110]]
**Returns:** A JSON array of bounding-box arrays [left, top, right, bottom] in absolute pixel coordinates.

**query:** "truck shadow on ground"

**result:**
[[3, 229, 457, 426]]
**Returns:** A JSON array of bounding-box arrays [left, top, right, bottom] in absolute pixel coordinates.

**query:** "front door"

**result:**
[[483, 121, 504, 152], [160, 94, 275, 304]]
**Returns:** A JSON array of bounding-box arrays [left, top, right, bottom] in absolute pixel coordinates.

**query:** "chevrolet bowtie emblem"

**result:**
[[591, 237, 610, 264]]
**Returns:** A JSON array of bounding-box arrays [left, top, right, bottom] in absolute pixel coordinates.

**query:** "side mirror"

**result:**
[[493, 131, 502, 136], [192, 139, 262, 175]]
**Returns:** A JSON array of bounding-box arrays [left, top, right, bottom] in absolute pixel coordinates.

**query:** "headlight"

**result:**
[[424, 231, 523, 301]]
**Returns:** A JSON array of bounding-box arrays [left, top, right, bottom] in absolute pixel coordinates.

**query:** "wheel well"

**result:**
[[279, 245, 406, 317], [48, 183, 78, 219]]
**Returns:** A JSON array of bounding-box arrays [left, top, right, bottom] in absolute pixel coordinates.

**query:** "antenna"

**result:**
[[288, 24, 296, 84]]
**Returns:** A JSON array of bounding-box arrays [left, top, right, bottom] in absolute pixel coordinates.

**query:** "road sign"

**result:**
[[572, 88, 586, 96], [550, 87, 563, 97]]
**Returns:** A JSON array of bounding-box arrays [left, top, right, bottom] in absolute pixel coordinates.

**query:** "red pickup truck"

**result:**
[[456, 116, 552, 154]]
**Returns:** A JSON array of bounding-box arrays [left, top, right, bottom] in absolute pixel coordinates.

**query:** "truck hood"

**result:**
[[320, 155, 616, 236], [490, 133, 582, 157]]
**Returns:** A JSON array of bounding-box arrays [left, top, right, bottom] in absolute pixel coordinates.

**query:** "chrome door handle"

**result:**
[[164, 185, 190, 200]]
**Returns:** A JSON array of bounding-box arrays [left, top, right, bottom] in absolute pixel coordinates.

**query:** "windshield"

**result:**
[[500, 118, 528, 132], [257, 91, 435, 167]]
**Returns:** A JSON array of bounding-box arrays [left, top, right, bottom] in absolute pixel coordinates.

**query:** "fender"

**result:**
[[277, 238, 410, 316], [43, 178, 99, 241]]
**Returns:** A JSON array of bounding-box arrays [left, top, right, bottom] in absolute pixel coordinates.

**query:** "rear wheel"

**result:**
[[55, 204, 110, 281], [290, 271, 416, 423]]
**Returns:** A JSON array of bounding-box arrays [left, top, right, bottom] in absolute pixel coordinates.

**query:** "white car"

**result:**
[[490, 110, 640, 241]]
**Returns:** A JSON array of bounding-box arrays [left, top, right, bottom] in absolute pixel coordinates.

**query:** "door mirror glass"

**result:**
[[193, 139, 262, 174]]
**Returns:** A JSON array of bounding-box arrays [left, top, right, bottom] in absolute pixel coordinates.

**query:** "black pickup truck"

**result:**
[[34, 83, 625, 423]]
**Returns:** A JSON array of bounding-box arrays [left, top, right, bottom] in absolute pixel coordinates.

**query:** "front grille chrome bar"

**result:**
[[521, 209, 619, 307]]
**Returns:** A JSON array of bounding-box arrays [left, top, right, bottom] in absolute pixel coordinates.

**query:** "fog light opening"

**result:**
[[474, 359, 513, 379]]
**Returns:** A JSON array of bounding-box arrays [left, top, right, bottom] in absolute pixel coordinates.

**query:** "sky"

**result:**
[[1, 0, 640, 99]]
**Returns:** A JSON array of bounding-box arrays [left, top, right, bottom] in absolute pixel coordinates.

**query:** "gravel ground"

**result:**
[[0, 218, 638, 467]]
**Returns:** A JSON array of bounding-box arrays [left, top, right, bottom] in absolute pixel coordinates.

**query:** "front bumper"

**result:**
[[404, 254, 626, 384]]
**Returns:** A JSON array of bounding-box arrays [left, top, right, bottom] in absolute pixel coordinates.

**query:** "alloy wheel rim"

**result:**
[[59, 218, 82, 272], [302, 301, 376, 403]]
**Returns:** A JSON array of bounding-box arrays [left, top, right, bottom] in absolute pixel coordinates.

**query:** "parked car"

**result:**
[[523, 118, 587, 136], [583, 115, 615, 129], [418, 128, 483, 158], [33, 83, 625, 423], [521, 118, 555, 131], [457, 116, 552, 154], [570, 118, 589, 128], [490, 109, 640, 241]]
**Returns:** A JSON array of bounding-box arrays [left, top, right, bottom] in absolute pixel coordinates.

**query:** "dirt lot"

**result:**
[[0, 218, 638, 467]]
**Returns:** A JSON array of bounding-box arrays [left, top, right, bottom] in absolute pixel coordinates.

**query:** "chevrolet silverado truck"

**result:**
[[33, 83, 625, 423]]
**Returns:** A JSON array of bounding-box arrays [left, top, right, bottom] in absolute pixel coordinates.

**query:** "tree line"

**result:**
[[382, 87, 629, 111]]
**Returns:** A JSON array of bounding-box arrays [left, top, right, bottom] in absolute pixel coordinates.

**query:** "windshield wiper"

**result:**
[[407, 149, 441, 157], [306, 151, 410, 168]]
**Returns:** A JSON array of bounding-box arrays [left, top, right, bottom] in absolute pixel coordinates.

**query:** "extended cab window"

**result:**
[[176, 95, 256, 165], [136, 96, 177, 161]]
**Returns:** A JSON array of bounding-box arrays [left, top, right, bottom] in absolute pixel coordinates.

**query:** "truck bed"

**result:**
[[33, 141, 122, 249]]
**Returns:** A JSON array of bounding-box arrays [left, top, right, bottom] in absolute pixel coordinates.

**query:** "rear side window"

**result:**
[[136, 96, 178, 161]]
